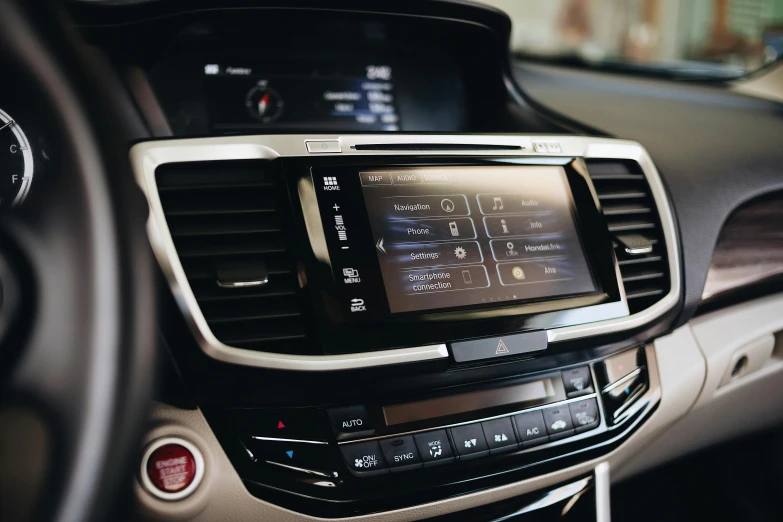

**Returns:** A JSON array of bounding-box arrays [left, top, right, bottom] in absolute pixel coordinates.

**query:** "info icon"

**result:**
[[512, 266, 526, 281]]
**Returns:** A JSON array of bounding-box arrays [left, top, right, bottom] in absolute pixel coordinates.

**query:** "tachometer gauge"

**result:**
[[0, 107, 33, 209]]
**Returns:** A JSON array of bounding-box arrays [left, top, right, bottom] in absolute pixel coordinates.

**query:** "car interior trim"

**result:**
[[135, 343, 666, 521], [129, 134, 681, 371], [504, 476, 592, 517], [601, 367, 644, 393]]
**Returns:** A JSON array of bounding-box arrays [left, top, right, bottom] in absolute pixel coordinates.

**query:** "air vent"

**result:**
[[156, 160, 313, 354], [585, 159, 670, 314]]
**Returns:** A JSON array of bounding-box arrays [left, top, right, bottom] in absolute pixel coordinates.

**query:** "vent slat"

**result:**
[[597, 190, 647, 200], [586, 159, 670, 314], [589, 174, 646, 181], [626, 288, 666, 300], [181, 254, 292, 280], [156, 160, 310, 354], [617, 255, 663, 266], [602, 203, 652, 216], [175, 233, 286, 258], [168, 213, 282, 237], [620, 270, 665, 283], [607, 221, 656, 233]]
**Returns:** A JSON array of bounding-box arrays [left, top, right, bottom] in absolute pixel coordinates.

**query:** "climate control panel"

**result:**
[[211, 346, 654, 517]]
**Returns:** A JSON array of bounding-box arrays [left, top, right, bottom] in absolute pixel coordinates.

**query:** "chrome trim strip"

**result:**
[[130, 135, 681, 371], [500, 477, 592, 519], [250, 436, 328, 445], [625, 245, 654, 255], [601, 367, 643, 393], [0, 107, 34, 208], [611, 382, 648, 420], [216, 277, 269, 288], [264, 461, 335, 478]]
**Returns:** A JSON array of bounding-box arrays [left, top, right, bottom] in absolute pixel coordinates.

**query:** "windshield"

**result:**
[[477, 0, 783, 79]]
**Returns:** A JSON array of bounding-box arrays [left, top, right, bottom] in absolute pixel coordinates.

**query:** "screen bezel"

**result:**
[[287, 156, 627, 354]]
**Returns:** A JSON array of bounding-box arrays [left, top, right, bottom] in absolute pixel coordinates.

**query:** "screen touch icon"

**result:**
[[441, 199, 455, 213]]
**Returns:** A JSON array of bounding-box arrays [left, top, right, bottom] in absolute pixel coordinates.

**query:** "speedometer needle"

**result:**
[[0, 120, 14, 131]]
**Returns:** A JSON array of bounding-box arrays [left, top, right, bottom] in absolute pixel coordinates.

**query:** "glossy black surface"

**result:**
[[287, 156, 625, 354], [204, 361, 653, 517]]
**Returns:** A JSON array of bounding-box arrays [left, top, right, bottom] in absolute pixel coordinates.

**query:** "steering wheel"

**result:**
[[0, 1, 156, 521]]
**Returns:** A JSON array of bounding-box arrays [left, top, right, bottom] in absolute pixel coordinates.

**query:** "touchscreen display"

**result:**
[[358, 166, 596, 313]]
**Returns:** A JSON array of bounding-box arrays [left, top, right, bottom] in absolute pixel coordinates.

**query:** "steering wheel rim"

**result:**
[[0, 1, 156, 521]]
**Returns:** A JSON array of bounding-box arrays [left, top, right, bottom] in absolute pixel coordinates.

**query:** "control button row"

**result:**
[[339, 399, 600, 477]]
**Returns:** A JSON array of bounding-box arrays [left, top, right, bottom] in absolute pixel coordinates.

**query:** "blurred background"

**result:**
[[477, 0, 783, 78]]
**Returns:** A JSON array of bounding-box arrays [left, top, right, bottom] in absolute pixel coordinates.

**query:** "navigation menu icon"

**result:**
[[441, 198, 455, 213]]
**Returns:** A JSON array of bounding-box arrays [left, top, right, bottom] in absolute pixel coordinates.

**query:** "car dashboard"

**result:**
[[5, 1, 783, 521]]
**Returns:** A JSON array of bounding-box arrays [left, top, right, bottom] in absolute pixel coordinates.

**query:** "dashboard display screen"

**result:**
[[358, 166, 596, 313], [203, 62, 399, 132]]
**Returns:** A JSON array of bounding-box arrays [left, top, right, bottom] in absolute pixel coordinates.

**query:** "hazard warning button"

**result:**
[[450, 331, 547, 363]]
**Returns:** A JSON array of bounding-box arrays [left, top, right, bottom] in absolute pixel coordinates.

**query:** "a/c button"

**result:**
[[327, 405, 375, 440]]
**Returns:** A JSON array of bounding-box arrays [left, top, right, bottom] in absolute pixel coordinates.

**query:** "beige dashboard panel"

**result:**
[[614, 292, 783, 481]]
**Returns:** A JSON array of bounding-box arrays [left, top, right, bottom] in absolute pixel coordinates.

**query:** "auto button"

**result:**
[[327, 405, 374, 440]]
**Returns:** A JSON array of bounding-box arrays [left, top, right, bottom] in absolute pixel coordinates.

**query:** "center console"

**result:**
[[130, 134, 679, 518]]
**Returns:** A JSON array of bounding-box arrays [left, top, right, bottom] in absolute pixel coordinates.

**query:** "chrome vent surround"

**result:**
[[155, 160, 313, 354], [585, 159, 671, 314], [132, 135, 681, 370]]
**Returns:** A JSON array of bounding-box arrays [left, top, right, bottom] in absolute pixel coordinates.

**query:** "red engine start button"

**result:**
[[141, 438, 204, 499]]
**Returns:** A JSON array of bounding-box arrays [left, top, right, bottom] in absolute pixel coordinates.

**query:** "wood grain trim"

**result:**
[[702, 191, 783, 305]]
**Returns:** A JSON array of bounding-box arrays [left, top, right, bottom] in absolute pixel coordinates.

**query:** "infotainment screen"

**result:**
[[358, 166, 596, 313], [313, 165, 598, 317]]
